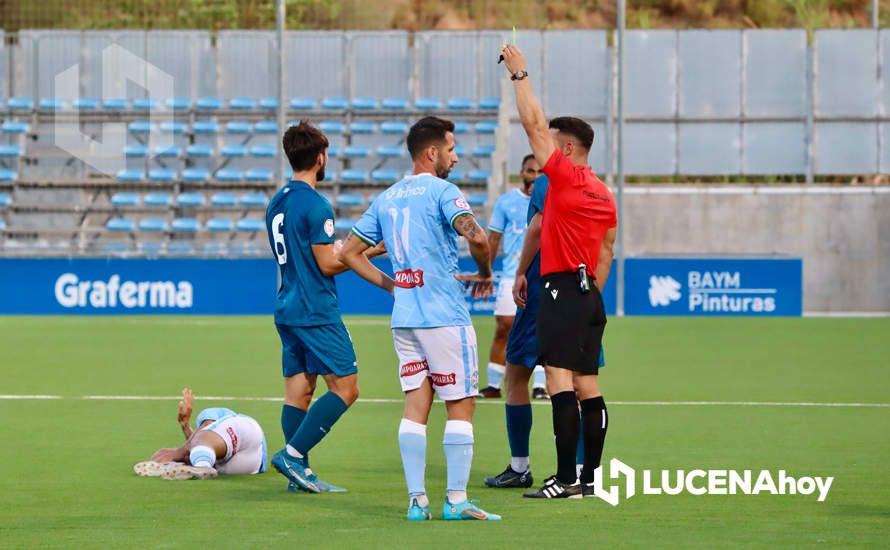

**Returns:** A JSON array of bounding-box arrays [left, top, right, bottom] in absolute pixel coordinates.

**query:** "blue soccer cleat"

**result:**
[[407, 497, 431, 521], [442, 498, 501, 521], [272, 450, 320, 493], [288, 475, 348, 493]]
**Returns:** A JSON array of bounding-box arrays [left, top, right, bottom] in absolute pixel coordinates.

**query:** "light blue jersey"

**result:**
[[488, 188, 531, 277], [352, 173, 474, 329]]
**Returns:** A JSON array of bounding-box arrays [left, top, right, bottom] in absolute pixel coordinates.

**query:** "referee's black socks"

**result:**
[[551, 391, 581, 484], [579, 396, 608, 484]]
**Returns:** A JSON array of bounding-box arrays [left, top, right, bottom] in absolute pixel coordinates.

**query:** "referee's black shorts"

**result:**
[[536, 271, 606, 374]]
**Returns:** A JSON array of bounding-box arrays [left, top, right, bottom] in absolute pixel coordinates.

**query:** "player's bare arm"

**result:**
[[313, 239, 388, 277], [452, 213, 494, 299], [338, 233, 396, 294], [501, 45, 556, 167], [178, 387, 194, 439], [594, 227, 616, 292], [488, 230, 503, 265], [512, 212, 542, 308]]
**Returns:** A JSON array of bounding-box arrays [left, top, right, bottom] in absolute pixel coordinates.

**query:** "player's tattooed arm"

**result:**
[[453, 213, 494, 298]]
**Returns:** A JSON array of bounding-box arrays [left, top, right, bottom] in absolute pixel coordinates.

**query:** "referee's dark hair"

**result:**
[[407, 116, 455, 160], [521, 153, 536, 167], [549, 116, 594, 152], [283, 121, 329, 171]]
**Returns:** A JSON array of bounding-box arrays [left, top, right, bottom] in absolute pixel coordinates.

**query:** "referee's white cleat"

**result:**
[[523, 475, 582, 499]]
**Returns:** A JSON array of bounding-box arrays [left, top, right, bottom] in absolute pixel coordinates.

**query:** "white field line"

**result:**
[[0, 395, 886, 408]]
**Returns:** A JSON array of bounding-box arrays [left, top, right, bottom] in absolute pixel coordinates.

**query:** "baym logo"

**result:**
[[648, 275, 682, 307], [54, 44, 175, 176], [592, 459, 833, 507], [648, 272, 778, 313]]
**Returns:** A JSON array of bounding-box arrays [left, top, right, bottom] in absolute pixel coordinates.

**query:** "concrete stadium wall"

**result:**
[[623, 186, 890, 312]]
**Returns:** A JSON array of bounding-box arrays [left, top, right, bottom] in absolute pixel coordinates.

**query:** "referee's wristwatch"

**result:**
[[511, 70, 529, 81]]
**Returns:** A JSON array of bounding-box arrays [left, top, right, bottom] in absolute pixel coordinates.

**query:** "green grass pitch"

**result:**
[[1, 316, 888, 548]]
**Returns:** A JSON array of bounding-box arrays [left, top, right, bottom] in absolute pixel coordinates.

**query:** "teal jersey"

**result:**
[[488, 188, 531, 277]]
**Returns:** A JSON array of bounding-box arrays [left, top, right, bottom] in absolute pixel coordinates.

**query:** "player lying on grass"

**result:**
[[134, 388, 267, 480]]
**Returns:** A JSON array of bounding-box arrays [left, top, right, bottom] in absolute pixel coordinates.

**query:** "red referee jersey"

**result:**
[[540, 149, 617, 277]]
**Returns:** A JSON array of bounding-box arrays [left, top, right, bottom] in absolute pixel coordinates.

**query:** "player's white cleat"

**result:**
[[133, 461, 176, 478], [160, 464, 218, 480]]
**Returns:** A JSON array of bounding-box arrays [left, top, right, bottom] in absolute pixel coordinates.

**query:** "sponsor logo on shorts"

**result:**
[[227, 426, 239, 453], [400, 359, 429, 377], [430, 372, 457, 386], [394, 269, 424, 288]]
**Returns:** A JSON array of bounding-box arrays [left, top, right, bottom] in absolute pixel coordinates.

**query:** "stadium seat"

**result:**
[[319, 120, 345, 134], [39, 98, 64, 110], [321, 171, 338, 182], [250, 144, 275, 157], [376, 145, 404, 158], [447, 97, 473, 110], [196, 96, 222, 110], [124, 144, 148, 158], [128, 120, 155, 134], [1, 120, 30, 134], [254, 120, 278, 134], [340, 169, 369, 183], [182, 168, 210, 183], [351, 97, 379, 110], [321, 96, 348, 110], [154, 145, 182, 158], [140, 241, 163, 256], [453, 121, 470, 134], [207, 218, 234, 232], [327, 145, 342, 158], [343, 145, 371, 158], [176, 192, 205, 207], [192, 120, 219, 134], [225, 121, 252, 134], [246, 168, 274, 182], [230, 241, 263, 256], [479, 97, 500, 110], [454, 145, 466, 157], [475, 121, 498, 134], [380, 120, 409, 134], [139, 218, 169, 232], [171, 218, 200, 232], [0, 219, 5, 231], [166, 97, 191, 110], [102, 98, 128, 110], [447, 169, 465, 183], [334, 218, 356, 232], [202, 242, 228, 255], [106, 217, 135, 232], [0, 193, 10, 207], [382, 97, 408, 110], [336, 192, 365, 208], [0, 169, 16, 181], [472, 144, 496, 158], [148, 168, 177, 182], [186, 144, 213, 158], [7, 97, 34, 111], [215, 168, 243, 182], [240, 193, 269, 207], [350, 121, 376, 134], [116, 168, 145, 182], [289, 97, 317, 110], [229, 97, 257, 110], [110, 193, 140, 207], [468, 169, 491, 182], [415, 97, 442, 110], [102, 241, 130, 254], [467, 193, 487, 207], [260, 97, 278, 110], [160, 120, 187, 134], [371, 168, 400, 183], [167, 241, 195, 255], [367, 193, 379, 203], [74, 98, 99, 110], [211, 193, 238, 206], [221, 144, 247, 157], [236, 218, 265, 231], [132, 98, 159, 110], [144, 192, 172, 207]]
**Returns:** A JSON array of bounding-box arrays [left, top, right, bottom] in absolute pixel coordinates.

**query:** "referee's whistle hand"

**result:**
[[501, 45, 526, 75], [512, 274, 528, 308]]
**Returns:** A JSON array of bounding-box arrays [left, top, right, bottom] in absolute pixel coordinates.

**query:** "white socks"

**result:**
[[511, 456, 530, 474]]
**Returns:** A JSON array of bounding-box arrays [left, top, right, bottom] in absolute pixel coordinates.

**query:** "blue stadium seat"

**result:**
[[102, 241, 130, 254], [250, 144, 275, 157], [327, 145, 342, 158], [132, 98, 159, 110], [468, 169, 491, 182], [127, 120, 154, 134], [0, 169, 16, 181], [415, 97, 442, 110], [207, 218, 234, 232], [321, 171, 337, 182], [254, 120, 278, 134], [221, 144, 247, 157], [237, 218, 265, 231], [448, 97, 473, 110], [382, 97, 408, 110], [0, 219, 6, 230], [260, 97, 278, 110], [336, 192, 365, 207], [167, 241, 195, 255], [196, 96, 222, 110], [154, 145, 181, 158], [479, 97, 500, 110], [111, 192, 139, 207], [334, 218, 356, 232], [1, 120, 30, 134], [186, 144, 213, 158], [230, 241, 263, 256], [453, 145, 466, 157], [225, 121, 252, 134], [467, 193, 487, 207], [182, 168, 210, 182], [350, 121, 376, 134], [144, 192, 172, 207], [453, 121, 470, 134], [321, 96, 348, 110], [166, 97, 191, 110], [343, 145, 371, 158], [141, 241, 163, 255], [380, 120, 409, 134], [124, 144, 148, 158], [246, 168, 273, 182], [202, 242, 228, 254], [39, 98, 64, 110], [176, 192, 205, 207], [289, 97, 317, 110], [211, 193, 238, 206], [352, 97, 379, 110], [192, 120, 219, 134], [74, 98, 99, 110], [447, 169, 465, 183], [472, 144, 496, 158], [171, 218, 200, 232], [116, 168, 145, 182], [106, 217, 135, 232], [102, 98, 128, 110], [229, 97, 257, 110], [148, 168, 177, 182], [376, 145, 404, 158], [475, 121, 498, 134], [7, 97, 34, 111], [319, 120, 345, 134], [160, 120, 187, 134], [340, 169, 369, 183], [367, 193, 379, 203], [0, 193, 10, 206], [240, 193, 269, 207], [139, 218, 168, 232], [215, 168, 243, 182]]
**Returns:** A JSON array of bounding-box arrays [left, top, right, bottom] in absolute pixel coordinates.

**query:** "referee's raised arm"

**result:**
[[500, 46, 554, 167]]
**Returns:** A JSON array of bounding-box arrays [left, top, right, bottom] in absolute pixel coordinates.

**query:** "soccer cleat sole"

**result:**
[[133, 461, 175, 477], [160, 464, 218, 480]]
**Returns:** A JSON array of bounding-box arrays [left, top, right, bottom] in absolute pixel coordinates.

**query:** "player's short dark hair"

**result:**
[[521, 154, 536, 168], [407, 116, 455, 160], [549, 116, 594, 151], [282, 121, 329, 172]]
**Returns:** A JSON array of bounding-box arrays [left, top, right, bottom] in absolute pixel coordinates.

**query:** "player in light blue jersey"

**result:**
[[479, 154, 548, 400], [340, 117, 501, 522]]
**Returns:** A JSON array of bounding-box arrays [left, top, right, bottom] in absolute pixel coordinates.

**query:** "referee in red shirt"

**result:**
[[501, 45, 618, 499]]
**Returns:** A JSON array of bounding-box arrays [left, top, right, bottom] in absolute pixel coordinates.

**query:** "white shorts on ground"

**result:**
[[393, 325, 479, 401], [494, 278, 517, 317], [201, 414, 267, 475]]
